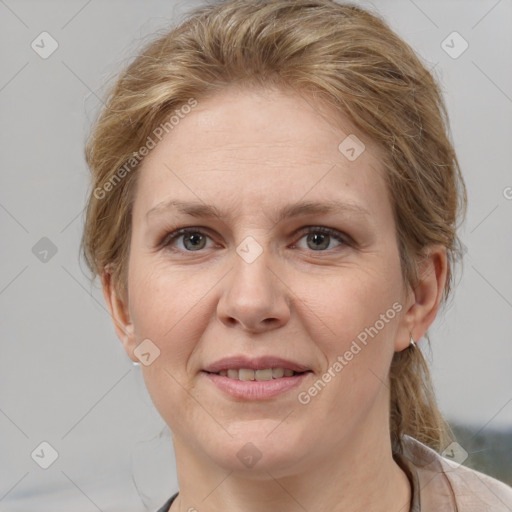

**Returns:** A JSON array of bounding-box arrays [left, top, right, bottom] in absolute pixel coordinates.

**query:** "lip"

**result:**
[[202, 355, 310, 373], [202, 371, 312, 400]]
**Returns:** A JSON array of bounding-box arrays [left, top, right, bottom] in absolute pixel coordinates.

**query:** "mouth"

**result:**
[[201, 356, 313, 399], [203, 368, 311, 381], [201, 369, 313, 400]]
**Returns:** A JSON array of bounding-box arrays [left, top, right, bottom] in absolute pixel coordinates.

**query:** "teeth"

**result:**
[[215, 368, 303, 380], [255, 369, 273, 381], [272, 367, 284, 378], [239, 369, 255, 381]]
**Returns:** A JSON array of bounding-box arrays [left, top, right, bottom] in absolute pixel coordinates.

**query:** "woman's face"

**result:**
[[115, 86, 416, 474]]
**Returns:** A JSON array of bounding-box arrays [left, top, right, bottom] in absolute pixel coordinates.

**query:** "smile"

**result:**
[[206, 368, 306, 380], [202, 370, 312, 400]]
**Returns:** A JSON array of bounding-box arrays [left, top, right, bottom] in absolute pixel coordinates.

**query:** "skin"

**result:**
[[103, 85, 447, 512]]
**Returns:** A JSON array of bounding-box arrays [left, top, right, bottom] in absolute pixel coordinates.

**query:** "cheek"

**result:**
[[127, 255, 220, 395], [129, 260, 212, 430], [305, 263, 401, 346], [295, 268, 400, 437], [302, 258, 402, 404], [129, 256, 207, 338]]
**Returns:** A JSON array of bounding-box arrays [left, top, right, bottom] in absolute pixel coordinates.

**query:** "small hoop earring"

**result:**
[[409, 335, 416, 349]]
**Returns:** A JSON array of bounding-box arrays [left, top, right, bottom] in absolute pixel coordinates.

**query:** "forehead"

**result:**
[[133, 86, 390, 222]]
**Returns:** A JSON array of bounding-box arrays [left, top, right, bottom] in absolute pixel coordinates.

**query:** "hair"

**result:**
[[81, 0, 467, 454]]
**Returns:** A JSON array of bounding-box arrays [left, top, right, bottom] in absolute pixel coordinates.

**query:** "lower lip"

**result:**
[[202, 371, 312, 400]]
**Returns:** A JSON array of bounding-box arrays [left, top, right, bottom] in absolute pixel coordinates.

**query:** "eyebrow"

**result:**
[[146, 199, 370, 223]]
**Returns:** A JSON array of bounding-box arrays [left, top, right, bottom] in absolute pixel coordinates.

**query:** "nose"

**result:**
[[216, 245, 291, 333]]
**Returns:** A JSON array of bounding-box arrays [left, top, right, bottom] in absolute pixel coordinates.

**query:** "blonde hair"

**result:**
[[81, 0, 467, 453]]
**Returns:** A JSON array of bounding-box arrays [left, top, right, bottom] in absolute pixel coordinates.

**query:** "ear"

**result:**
[[101, 266, 139, 363], [395, 244, 448, 352]]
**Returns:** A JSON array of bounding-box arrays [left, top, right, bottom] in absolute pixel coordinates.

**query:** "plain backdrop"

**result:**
[[1, 1, 511, 511]]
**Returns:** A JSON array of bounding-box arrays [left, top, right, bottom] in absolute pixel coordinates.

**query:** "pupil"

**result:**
[[309, 233, 329, 250], [185, 233, 204, 250]]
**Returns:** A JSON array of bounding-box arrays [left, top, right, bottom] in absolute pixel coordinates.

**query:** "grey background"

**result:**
[[1, 0, 511, 510]]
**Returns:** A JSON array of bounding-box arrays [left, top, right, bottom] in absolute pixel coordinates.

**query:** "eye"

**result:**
[[159, 226, 352, 253], [160, 228, 215, 252], [294, 226, 350, 252]]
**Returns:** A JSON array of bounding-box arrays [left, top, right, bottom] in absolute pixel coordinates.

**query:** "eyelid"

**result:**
[[293, 225, 353, 247], [158, 225, 353, 253], [157, 226, 217, 251]]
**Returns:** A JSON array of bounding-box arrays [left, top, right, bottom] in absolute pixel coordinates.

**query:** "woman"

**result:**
[[80, 1, 512, 511]]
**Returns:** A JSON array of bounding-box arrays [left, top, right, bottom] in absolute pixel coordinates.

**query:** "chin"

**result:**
[[203, 426, 311, 477]]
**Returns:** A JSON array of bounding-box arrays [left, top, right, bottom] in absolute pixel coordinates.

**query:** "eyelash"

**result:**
[[158, 226, 353, 254]]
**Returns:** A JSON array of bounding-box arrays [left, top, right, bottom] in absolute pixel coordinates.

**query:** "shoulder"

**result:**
[[400, 435, 512, 512], [439, 450, 512, 511]]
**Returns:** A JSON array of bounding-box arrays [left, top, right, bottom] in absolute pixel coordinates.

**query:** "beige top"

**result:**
[[395, 435, 512, 511], [156, 435, 512, 512]]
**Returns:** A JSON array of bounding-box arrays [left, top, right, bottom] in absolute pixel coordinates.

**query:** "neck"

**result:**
[[169, 388, 411, 512]]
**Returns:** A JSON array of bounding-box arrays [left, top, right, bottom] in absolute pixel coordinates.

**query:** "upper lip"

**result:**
[[203, 356, 311, 373]]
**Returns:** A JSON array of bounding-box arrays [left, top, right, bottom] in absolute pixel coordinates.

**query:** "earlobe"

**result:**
[[394, 245, 448, 352], [101, 266, 139, 363]]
